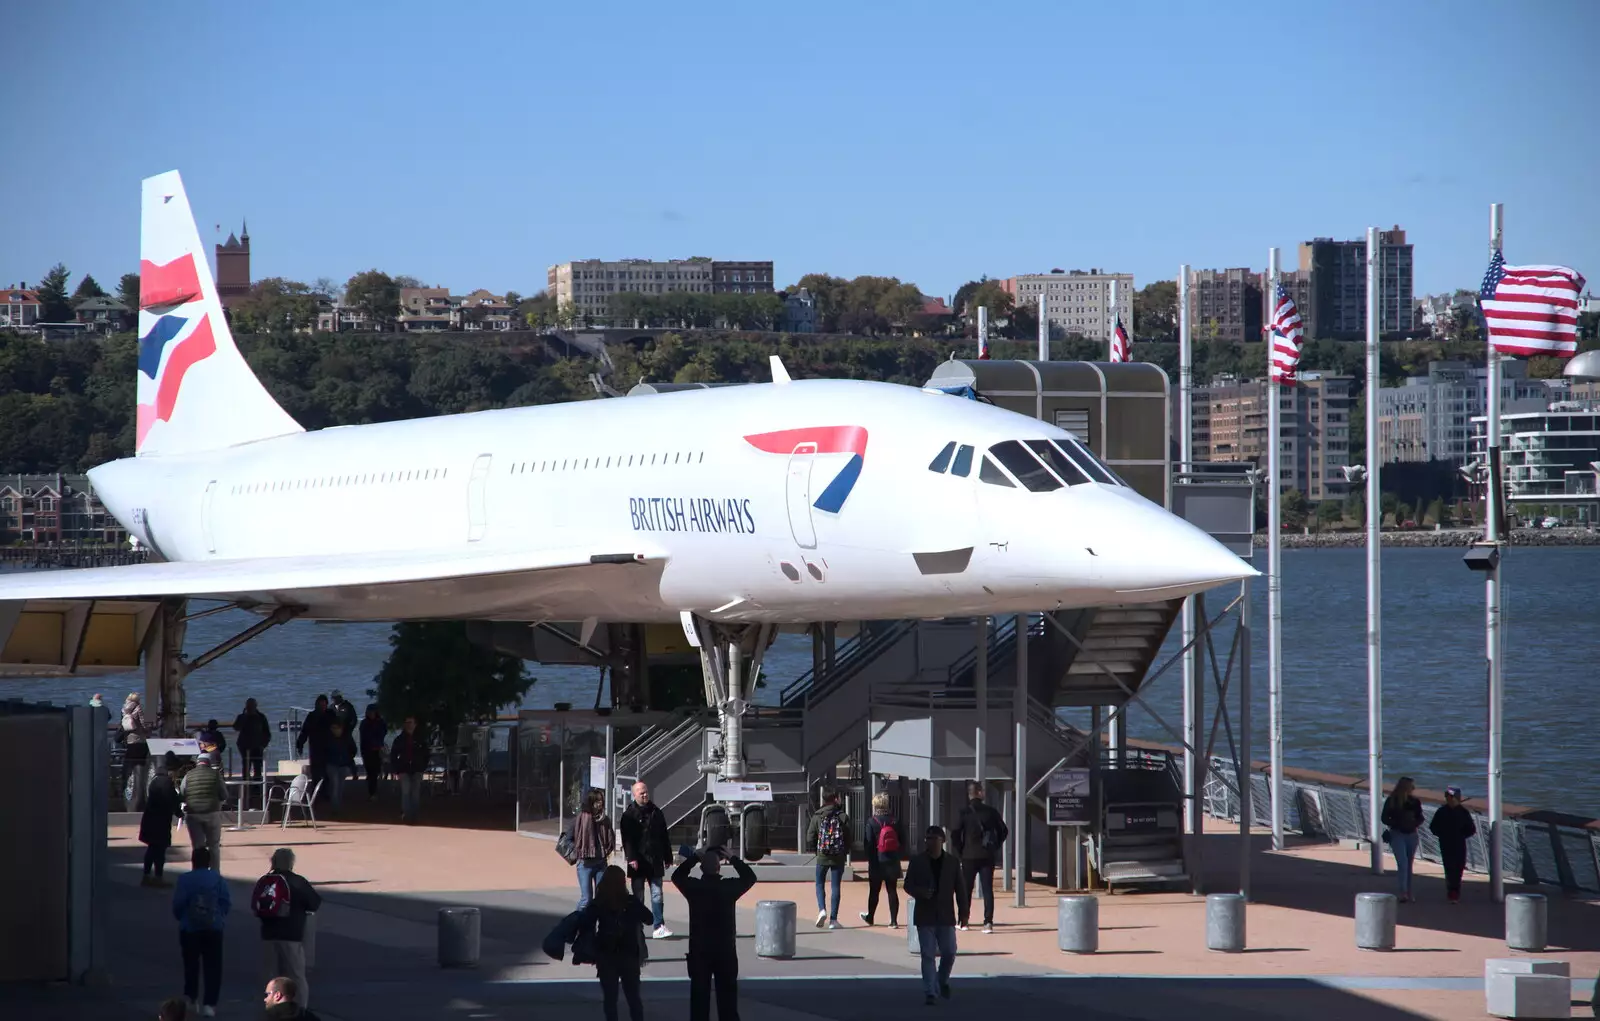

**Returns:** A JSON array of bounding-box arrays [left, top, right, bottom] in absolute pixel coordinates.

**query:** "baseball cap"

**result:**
[[1444, 786, 1462, 798]]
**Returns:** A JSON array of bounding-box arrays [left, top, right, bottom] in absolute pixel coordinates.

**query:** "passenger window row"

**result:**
[[231, 468, 447, 496], [509, 451, 706, 474]]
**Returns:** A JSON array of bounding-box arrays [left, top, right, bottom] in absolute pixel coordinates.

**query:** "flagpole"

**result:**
[[1038, 293, 1049, 361], [1109, 279, 1119, 360], [1486, 202, 1505, 902], [1179, 264, 1201, 864], [978, 305, 989, 360], [1365, 226, 1384, 875], [1266, 248, 1284, 853]]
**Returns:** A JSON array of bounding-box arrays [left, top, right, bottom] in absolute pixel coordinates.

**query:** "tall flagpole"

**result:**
[[1266, 248, 1284, 853], [1179, 264, 1203, 892], [1038, 293, 1049, 361], [1109, 279, 1119, 359], [1486, 203, 1505, 902], [1365, 226, 1384, 875]]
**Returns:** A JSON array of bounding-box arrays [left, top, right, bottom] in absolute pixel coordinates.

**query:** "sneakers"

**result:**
[[859, 912, 873, 926], [200, 1007, 216, 1018], [828, 919, 842, 930], [924, 995, 937, 1006], [940, 982, 952, 1000], [815, 910, 828, 928], [956, 923, 969, 932], [652, 925, 673, 939], [890, 921, 900, 930], [982, 922, 994, 934]]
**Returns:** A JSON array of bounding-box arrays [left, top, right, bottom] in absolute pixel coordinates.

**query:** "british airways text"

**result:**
[[629, 497, 756, 534]]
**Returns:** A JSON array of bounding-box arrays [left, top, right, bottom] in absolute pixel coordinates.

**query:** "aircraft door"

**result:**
[[467, 453, 491, 542], [785, 443, 818, 549], [201, 480, 217, 554]]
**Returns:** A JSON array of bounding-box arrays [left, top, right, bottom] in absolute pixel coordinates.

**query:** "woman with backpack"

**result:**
[[583, 865, 653, 1021], [1380, 776, 1425, 903], [573, 789, 615, 911], [859, 792, 902, 928]]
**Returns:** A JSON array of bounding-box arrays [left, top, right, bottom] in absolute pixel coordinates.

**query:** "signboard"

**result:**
[[1047, 767, 1092, 826], [589, 756, 608, 791], [711, 780, 773, 803], [147, 738, 202, 757]]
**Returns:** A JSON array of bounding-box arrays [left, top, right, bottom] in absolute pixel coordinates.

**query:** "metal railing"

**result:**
[[780, 620, 918, 708], [1205, 759, 1600, 895]]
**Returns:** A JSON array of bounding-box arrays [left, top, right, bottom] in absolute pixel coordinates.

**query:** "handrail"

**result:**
[[779, 625, 884, 705], [783, 620, 918, 708]]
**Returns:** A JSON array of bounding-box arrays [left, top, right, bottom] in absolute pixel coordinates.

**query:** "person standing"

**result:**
[[859, 792, 903, 928], [329, 690, 358, 736], [1381, 776, 1425, 903], [806, 787, 851, 929], [295, 695, 333, 796], [121, 692, 153, 811], [322, 722, 356, 813], [672, 846, 756, 1021], [582, 865, 654, 1021], [172, 846, 230, 1017], [254, 848, 321, 1010], [232, 699, 273, 807], [197, 720, 228, 775], [1429, 785, 1477, 903], [389, 717, 429, 824], [952, 781, 1007, 932], [620, 781, 673, 939], [140, 752, 184, 887], [181, 753, 225, 870], [573, 789, 615, 911], [358, 705, 388, 800], [905, 825, 965, 1006]]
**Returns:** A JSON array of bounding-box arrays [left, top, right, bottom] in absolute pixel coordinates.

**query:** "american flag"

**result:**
[[1479, 249, 1585, 357], [1109, 314, 1130, 362], [1267, 283, 1305, 385]]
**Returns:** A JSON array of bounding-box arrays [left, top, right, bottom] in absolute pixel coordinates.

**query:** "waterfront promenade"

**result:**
[[3, 808, 1596, 1020]]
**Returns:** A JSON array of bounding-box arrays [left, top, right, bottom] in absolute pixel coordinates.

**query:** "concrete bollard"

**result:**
[[755, 901, 796, 959], [1057, 895, 1098, 954], [437, 906, 481, 968], [1205, 893, 1245, 953], [1505, 893, 1547, 953], [1355, 892, 1397, 951]]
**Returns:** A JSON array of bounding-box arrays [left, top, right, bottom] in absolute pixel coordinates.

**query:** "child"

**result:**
[[1428, 786, 1477, 903]]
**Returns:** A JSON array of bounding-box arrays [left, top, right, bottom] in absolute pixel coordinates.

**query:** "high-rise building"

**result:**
[[1179, 372, 1354, 501], [215, 221, 250, 311], [1376, 359, 1558, 465], [1471, 396, 1600, 524], [1001, 269, 1134, 345], [1297, 225, 1414, 339], [1189, 268, 1262, 343]]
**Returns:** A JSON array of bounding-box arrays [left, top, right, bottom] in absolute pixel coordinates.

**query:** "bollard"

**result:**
[[437, 906, 481, 968], [1355, 893, 1397, 951], [755, 901, 797, 959], [1505, 893, 1547, 953], [907, 898, 921, 956], [1057, 895, 1098, 954], [1205, 893, 1245, 953]]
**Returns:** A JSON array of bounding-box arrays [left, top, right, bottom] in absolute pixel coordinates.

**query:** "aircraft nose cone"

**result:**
[[1091, 487, 1258, 598]]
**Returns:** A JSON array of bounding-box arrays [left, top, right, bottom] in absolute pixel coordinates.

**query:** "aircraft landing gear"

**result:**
[[683, 614, 775, 860]]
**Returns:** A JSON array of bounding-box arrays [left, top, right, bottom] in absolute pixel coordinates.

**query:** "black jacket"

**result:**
[[390, 731, 430, 775], [264, 1004, 322, 1020], [1381, 795, 1424, 835], [232, 709, 272, 753], [863, 814, 904, 866], [139, 772, 182, 846], [953, 799, 1009, 862], [296, 709, 332, 761], [671, 854, 756, 954], [1428, 803, 1477, 854], [584, 897, 655, 965], [359, 715, 388, 754], [258, 869, 322, 943], [620, 801, 672, 879], [904, 850, 965, 927]]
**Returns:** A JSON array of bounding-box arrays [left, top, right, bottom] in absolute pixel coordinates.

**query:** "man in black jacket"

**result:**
[[389, 717, 430, 824], [951, 782, 1008, 932], [672, 846, 756, 1021], [905, 825, 965, 1006], [620, 781, 673, 939], [1428, 786, 1478, 903], [294, 696, 332, 796], [257, 848, 322, 1011], [231, 699, 272, 807], [263, 975, 322, 1020]]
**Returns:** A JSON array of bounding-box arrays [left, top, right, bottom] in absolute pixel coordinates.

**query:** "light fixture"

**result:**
[[1340, 465, 1367, 483], [1462, 545, 1500, 573]]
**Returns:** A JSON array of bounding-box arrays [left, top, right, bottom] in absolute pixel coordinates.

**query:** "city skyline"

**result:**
[[2, 2, 1596, 303]]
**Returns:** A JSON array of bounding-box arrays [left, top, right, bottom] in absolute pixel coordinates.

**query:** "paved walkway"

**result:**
[[3, 810, 1596, 1020]]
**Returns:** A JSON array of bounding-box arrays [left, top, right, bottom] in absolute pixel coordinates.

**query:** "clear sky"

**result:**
[[4, 0, 1596, 301]]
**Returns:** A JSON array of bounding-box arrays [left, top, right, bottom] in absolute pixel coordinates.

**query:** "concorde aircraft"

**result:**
[[1, 171, 1256, 778]]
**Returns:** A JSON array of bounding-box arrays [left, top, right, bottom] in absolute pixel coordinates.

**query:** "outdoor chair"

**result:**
[[265, 775, 324, 829]]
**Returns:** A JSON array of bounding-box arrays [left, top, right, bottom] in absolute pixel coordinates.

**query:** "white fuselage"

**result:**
[[86, 379, 1247, 622]]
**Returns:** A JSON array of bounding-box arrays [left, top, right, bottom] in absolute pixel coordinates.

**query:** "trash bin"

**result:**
[[1355, 892, 1396, 951], [755, 901, 796, 959], [1057, 896, 1097, 954], [1205, 893, 1245, 953], [438, 906, 481, 968]]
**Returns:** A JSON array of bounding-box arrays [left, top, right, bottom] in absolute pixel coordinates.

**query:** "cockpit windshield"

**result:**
[[1053, 438, 1125, 486], [1026, 440, 1090, 486], [988, 441, 1062, 492]]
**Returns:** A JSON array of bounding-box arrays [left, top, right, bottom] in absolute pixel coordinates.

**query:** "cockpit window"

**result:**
[[928, 441, 956, 473], [1053, 438, 1123, 486], [951, 444, 974, 477], [988, 441, 1062, 492], [978, 455, 1015, 487], [1026, 440, 1090, 486]]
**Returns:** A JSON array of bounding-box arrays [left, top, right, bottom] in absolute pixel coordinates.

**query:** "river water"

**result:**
[[4, 547, 1596, 816]]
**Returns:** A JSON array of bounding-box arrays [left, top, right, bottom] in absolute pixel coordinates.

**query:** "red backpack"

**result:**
[[876, 819, 901, 855], [252, 873, 292, 920]]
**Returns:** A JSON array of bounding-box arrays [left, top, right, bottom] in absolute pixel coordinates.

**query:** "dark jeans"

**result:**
[[688, 948, 739, 1021], [143, 842, 167, 877], [960, 859, 994, 926], [179, 928, 223, 1007], [865, 860, 899, 924], [1443, 852, 1466, 897], [598, 961, 644, 1021], [363, 749, 383, 796], [240, 750, 264, 806]]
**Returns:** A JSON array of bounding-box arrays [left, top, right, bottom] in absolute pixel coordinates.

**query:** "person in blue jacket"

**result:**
[[172, 846, 231, 1016]]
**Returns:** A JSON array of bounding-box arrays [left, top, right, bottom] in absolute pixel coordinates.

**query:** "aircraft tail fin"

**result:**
[[135, 171, 303, 456]]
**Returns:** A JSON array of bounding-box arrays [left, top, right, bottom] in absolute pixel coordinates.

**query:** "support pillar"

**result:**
[[1239, 577, 1253, 900], [974, 617, 988, 790], [143, 598, 189, 737], [1014, 618, 1028, 907]]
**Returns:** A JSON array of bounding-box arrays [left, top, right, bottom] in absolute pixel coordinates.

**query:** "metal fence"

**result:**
[[1205, 758, 1600, 894]]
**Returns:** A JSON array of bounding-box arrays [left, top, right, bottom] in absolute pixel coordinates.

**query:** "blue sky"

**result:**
[[4, 1, 1596, 301]]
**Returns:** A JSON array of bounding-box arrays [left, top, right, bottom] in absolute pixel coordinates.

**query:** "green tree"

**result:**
[[72, 274, 107, 302], [117, 272, 140, 314], [1424, 497, 1447, 527], [228, 278, 320, 335], [792, 273, 847, 332], [1280, 488, 1309, 528], [964, 281, 1014, 326], [37, 263, 73, 321], [1316, 499, 1344, 529], [344, 270, 401, 325], [368, 622, 530, 741], [1133, 280, 1178, 342]]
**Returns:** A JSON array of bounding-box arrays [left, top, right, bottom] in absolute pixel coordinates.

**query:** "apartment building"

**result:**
[[548, 258, 718, 319], [1376, 359, 1555, 465], [1297, 226, 1415, 338], [1471, 397, 1600, 523], [1189, 268, 1262, 343], [1180, 373, 1354, 501], [1001, 269, 1134, 343], [711, 261, 774, 294], [0, 474, 128, 545]]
